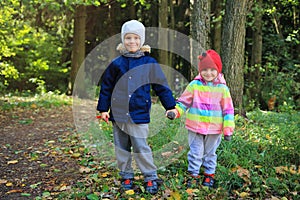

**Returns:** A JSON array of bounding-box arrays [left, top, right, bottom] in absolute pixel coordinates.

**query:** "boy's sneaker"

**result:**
[[202, 174, 215, 188], [121, 179, 133, 190], [145, 179, 159, 194], [186, 175, 200, 188]]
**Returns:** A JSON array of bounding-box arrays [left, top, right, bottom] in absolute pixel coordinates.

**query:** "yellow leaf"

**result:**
[[71, 153, 81, 158], [170, 191, 181, 200], [101, 172, 110, 177], [7, 160, 18, 164], [6, 182, 13, 187], [275, 166, 288, 174], [239, 192, 249, 198], [186, 188, 194, 195], [125, 189, 135, 195]]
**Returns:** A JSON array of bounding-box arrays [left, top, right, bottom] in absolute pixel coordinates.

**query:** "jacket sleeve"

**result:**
[[175, 83, 194, 116], [150, 62, 176, 110], [97, 62, 118, 112], [221, 87, 235, 136]]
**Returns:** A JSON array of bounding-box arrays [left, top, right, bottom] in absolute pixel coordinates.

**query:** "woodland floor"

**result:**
[[0, 105, 83, 199]]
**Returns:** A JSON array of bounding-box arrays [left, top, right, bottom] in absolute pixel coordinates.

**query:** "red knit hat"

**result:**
[[198, 49, 222, 73]]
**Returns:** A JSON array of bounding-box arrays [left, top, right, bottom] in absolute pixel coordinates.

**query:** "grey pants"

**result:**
[[187, 130, 222, 176], [113, 122, 158, 181]]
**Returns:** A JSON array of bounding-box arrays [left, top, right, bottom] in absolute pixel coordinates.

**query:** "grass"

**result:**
[[1, 94, 299, 199], [0, 92, 72, 110], [79, 103, 299, 199]]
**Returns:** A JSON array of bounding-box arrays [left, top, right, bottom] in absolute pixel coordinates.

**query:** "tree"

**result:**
[[190, 0, 211, 78], [190, 0, 211, 50], [249, 0, 263, 107], [221, 0, 253, 115], [158, 0, 170, 81], [70, 5, 87, 96], [211, 0, 223, 53]]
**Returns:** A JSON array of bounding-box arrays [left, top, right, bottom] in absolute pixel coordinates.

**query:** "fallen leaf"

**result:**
[[170, 191, 181, 200], [7, 160, 18, 164], [239, 192, 249, 198], [0, 179, 8, 184], [6, 189, 23, 194], [79, 166, 91, 173], [232, 166, 251, 184], [271, 196, 280, 200], [186, 188, 194, 195], [71, 153, 81, 158], [6, 182, 13, 187], [125, 189, 135, 195], [101, 172, 110, 177], [162, 151, 173, 157]]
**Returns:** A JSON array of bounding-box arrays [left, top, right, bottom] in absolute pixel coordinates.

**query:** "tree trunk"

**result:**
[[158, 0, 171, 82], [69, 5, 87, 96], [190, 0, 210, 50], [250, 0, 263, 107], [211, 0, 222, 53], [221, 0, 253, 115], [190, 0, 211, 78]]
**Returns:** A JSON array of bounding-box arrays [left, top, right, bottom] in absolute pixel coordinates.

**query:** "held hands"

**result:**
[[166, 109, 179, 120]]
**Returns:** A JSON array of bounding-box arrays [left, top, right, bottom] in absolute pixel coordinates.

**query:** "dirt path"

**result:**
[[0, 105, 83, 199]]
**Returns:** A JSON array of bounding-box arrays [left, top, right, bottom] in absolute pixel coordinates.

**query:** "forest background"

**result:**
[[0, 0, 299, 112], [0, 0, 300, 199]]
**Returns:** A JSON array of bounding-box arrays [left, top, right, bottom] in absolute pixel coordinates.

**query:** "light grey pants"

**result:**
[[187, 130, 222, 176], [113, 122, 158, 181]]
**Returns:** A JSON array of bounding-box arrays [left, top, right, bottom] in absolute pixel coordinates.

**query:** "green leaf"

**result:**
[[86, 193, 99, 200]]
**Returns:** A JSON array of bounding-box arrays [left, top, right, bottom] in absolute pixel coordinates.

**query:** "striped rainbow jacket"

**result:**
[[176, 73, 235, 136]]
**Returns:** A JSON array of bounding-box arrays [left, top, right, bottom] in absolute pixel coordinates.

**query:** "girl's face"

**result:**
[[200, 68, 218, 82], [124, 33, 141, 52]]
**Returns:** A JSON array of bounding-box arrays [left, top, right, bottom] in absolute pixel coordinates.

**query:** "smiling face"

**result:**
[[124, 33, 141, 53], [200, 68, 218, 82]]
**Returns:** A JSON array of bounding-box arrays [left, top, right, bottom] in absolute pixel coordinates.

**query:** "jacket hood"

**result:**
[[116, 43, 151, 54], [194, 73, 227, 85]]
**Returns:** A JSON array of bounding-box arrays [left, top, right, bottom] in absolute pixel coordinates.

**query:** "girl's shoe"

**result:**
[[121, 179, 133, 190], [202, 174, 215, 188], [145, 179, 159, 194]]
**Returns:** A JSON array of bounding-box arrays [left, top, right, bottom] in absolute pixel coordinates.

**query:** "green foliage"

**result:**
[[70, 100, 300, 199], [0, 0, 70, 94], [0, 92, 72, 111]]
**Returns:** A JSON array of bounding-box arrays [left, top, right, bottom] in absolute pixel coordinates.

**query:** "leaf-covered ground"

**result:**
[[0, 95, 299, 200], [0, 101, 85, 199]]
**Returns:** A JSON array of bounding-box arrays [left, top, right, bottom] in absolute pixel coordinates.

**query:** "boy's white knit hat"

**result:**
[[121, 20, 145, 47]]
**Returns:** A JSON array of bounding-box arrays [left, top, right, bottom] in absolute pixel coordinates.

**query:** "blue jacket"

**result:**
[[97, 53, 175, 123]]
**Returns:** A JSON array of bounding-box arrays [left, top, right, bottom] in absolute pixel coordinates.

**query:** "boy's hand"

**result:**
[[224, 135, 232, 141], [166, 109, 178, 120], [100, 112, 110, 123]]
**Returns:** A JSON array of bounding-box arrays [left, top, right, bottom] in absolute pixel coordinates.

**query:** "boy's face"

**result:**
[[124, 33, 141, 52], [200, 68, 218, 82]]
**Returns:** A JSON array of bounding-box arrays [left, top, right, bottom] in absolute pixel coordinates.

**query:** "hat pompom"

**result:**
[[198, 50, 222, 73]]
